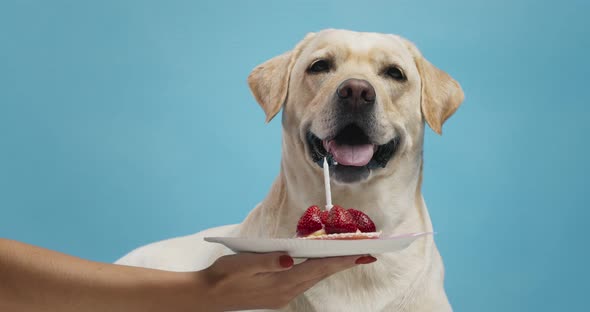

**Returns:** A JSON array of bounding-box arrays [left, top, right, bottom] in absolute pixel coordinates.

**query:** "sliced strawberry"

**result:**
[[320, 210, 329, 224], [325, 206, 358, 234], [296, 205, 323, 237], [348, 208, 377, 233]]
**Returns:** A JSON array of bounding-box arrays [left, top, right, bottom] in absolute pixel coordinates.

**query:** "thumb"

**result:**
[[215, 252, 294, 275]]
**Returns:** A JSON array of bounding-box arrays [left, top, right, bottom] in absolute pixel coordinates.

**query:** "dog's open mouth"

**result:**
[[306, 124, 399, 173]]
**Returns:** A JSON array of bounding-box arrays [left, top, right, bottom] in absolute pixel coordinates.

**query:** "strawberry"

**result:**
[[320, 210, 329, 224], [348, 208, 377, 233], [325, 205, 358, 234], [296, 205, 323, 237]]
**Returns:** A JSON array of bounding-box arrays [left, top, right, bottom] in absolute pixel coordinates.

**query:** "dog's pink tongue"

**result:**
[[324, 140, 375, 166]]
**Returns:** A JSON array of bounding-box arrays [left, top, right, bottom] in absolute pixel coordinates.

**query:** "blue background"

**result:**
[[1, 0, 588, 310]]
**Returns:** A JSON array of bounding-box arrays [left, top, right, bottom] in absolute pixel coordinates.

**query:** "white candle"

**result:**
[[323, 157, 333, 210]]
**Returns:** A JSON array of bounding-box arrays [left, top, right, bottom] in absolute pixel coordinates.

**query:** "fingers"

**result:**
[[210, 253, 376, 284], [202, 253, 378, 310], [284, 255, 377, 283], [213, 252, 295, 275]]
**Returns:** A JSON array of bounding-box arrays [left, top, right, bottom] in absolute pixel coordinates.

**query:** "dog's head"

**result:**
[[248, 29, 464, 184]]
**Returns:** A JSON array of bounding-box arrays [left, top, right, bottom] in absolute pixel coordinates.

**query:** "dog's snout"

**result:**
[[336, 79, 376, 111]]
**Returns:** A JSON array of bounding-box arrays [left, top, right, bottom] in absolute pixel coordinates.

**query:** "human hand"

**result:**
[[0, 239, 376, 312], [197, 252, 377, 311]]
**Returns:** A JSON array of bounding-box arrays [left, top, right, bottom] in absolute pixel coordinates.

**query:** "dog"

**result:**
[[116, 29, 464, 311]]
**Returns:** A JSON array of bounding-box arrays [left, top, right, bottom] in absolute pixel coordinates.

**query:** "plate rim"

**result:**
[[204, 231, 434, 243]]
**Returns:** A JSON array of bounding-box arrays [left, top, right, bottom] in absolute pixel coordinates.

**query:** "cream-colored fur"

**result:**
[[116, 29, 464, 312]]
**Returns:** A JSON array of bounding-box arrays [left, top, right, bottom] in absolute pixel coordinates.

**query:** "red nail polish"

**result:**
[[355, 256, 377, 265], [279, 255, 294, 268]]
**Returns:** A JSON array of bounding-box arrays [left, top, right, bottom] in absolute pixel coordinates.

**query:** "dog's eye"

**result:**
[[385, 66, 406, 81], [308, 59, 332, 73]]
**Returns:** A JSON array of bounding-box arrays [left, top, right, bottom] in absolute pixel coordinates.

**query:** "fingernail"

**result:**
[[279, 255, 294, 268], [355, 256, 377, 265]]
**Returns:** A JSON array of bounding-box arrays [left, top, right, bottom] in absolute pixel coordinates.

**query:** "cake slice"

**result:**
[[296, 205, 381, 240]]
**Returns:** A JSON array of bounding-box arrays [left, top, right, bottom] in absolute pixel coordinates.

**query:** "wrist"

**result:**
[[170, 271, 225, 312], [122, 269, 215, 312]]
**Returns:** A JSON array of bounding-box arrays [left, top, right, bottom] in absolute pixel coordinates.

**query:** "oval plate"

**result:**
[[204, 232, 433, 258]]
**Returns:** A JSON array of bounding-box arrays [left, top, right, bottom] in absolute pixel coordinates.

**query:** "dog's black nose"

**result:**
[[336, 79, 376, 111]]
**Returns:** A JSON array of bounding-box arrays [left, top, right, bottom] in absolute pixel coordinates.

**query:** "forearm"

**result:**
[[0, 238, 213, 312]]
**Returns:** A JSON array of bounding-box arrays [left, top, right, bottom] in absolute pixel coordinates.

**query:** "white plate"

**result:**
[[204, 232, 433, 258]]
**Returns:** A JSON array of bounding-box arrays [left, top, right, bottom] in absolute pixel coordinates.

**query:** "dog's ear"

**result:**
[[402, 39, 464, 135], [248, 33, 315, 123]]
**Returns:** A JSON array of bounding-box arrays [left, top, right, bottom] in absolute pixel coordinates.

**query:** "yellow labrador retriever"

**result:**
[[117, 29, 464, 312]]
